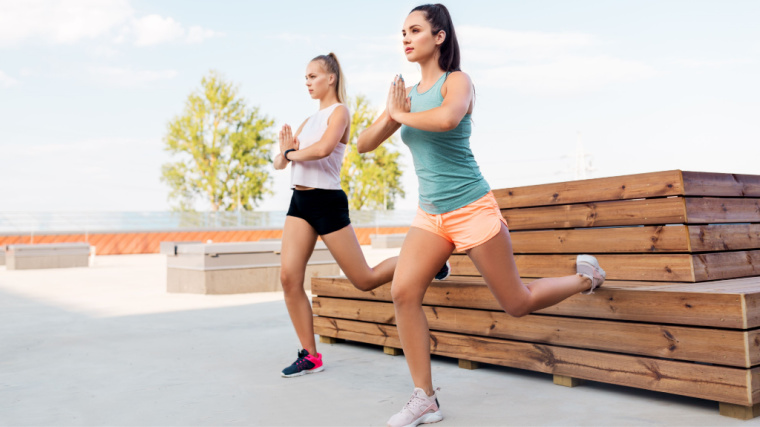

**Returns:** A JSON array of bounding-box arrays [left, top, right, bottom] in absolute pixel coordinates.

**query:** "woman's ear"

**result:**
[[328, 73, 336, 85], [435, 30, 446, 46]]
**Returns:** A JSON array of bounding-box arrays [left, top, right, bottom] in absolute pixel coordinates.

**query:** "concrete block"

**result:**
[[166, 241, 338, 294], [370, 233, 406, 249], [6, 243, 91, 270], [160, 241, 202, 256]]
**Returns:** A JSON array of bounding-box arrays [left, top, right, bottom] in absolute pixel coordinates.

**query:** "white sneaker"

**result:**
[[577, 254, 606, 294], [386, 387, 443, 427]]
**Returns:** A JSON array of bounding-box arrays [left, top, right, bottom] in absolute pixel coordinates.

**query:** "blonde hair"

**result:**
[[312, 52, 346, 103]]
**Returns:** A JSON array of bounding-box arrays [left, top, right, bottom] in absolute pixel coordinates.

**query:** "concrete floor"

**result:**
[[0, 252, 748, 426]]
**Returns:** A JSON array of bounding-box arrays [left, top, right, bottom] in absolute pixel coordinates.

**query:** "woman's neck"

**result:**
[[319, 94, 340, 110], [418, 55, 445, 87]]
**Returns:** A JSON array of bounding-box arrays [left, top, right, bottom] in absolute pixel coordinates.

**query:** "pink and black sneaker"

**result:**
[[281, 349, 324, 378]]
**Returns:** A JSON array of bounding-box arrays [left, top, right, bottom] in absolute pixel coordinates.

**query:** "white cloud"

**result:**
[[131, 14, 184, 46], [0, 1, 221, 47], [477, 55, 654, 95], [456, 25, 653, 95], [0, 70, 19, 87], [0, 0, 133, 46], [186, 25, 223, 44], [88, 66, 178, 86]]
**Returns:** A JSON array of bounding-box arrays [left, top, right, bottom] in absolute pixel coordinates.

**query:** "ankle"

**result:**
[[577, 273, 592, 289]]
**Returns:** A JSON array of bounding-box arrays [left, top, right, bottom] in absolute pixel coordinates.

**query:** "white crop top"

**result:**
[[291, 103, 347, 190]]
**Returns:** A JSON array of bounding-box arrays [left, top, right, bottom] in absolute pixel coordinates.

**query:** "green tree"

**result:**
[[161, 70, 275, 211], [341, 96, 405, 210]]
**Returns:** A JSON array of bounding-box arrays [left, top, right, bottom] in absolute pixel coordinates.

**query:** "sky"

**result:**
[[1, 0, 759, 212]]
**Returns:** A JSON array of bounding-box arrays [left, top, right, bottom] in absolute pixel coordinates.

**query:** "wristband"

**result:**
[[284, 149, 296, 161]]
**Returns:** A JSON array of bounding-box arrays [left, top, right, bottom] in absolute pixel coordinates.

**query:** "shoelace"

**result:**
[[401, 393, 428, 413], [401, 388, 440, 413]]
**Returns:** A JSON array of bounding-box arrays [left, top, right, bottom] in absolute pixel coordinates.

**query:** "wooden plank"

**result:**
[[450, 253, 697, 282], [554, 375, 584, 387], [384, 346, 402, 356], [692, 251, 760, 282], [688, 224, 760, 252], [502, 198, 687, 230], [312, 297, 755, 367], [719, 402, 760, 420], [450, 251, 760, 282], [492, 170, 685, 209], [319, 336, 344, 344], [508, 224, 760, 254], [311, 276, 754, 328], [685, 198, 760, 223], [458, 359, 480, 370], [510, 225, 691, 253], [314, 317, 758, 406], [682, 172, 760, 198], [503, 197, 760, 231]]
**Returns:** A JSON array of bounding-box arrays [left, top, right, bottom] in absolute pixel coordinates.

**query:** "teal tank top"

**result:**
[[400, 72, 490, 214]]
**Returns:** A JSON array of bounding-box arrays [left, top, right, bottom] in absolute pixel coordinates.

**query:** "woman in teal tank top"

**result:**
[[357, 4, 607, 427]]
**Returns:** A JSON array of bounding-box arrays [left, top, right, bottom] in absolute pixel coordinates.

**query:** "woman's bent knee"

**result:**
[[280, 269, 304, 293], [502, 304, 530, 318]]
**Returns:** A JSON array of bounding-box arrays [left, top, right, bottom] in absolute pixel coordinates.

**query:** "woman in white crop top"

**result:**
[[273, 53, 443, 378]]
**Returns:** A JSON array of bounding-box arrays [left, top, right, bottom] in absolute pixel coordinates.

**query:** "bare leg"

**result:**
[[466, 223, 591, 318], [321, 224, 397, 291], [391, 227, 455, 396], [280, 216, 319, 355]]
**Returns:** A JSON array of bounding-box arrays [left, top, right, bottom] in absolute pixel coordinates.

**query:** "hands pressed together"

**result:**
[[279, 124, 299, 159], [386, 74, 410, 122]]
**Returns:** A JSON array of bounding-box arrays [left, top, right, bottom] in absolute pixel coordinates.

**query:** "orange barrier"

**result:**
[[0, 227, 409, 255]]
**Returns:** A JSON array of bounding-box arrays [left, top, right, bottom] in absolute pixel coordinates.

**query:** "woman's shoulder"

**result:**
[[325, 102, 350, 124], [445, 71, 472, 86]]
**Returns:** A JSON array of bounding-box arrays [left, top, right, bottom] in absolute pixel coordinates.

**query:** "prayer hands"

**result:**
[[386, 74, 410, 122], [279, 124, 299, 154]]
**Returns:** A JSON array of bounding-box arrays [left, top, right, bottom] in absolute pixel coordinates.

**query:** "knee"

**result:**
[[390, 282, 422, 308], [502, 304, 530, 318], [280, 269, 304, 294], [352, 279, 373, 292]]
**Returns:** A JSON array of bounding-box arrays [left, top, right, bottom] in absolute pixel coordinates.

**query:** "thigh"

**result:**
[[392, 227, 455, 303], [280, 215, 319, 276], [465, 223, 530, 307], [320, 224, 370, 278]]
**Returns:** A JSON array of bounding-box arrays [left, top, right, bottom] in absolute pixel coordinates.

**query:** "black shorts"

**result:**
[[286, 189, 351, 235]]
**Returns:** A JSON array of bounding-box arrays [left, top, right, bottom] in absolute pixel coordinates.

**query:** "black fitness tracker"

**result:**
[[284, 149, 296, 161]]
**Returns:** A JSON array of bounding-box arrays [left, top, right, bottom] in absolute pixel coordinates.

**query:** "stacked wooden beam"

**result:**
[[312, 170, 760, 420]]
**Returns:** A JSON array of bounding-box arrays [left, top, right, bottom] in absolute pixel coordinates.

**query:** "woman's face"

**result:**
[[305, 60, 333, 100], [402, 11, 444, 63]]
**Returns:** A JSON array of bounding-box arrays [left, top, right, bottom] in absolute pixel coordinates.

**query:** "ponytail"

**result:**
[[312, 52, 347, 103]]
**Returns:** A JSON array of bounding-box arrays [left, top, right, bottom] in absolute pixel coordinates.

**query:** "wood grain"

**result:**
[[310, 276, 758, 328], [314, 317, 758, 406], [492, 170, 685, 209], [312, 297, 757, 367], [682, 172, 760, 197], [502, 198, 687, 230]]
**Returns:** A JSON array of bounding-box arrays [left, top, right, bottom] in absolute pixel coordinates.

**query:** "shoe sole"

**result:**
[[403, 410, 443, 427], [434, 261, 451, 281], [281, 366, 324, 378]]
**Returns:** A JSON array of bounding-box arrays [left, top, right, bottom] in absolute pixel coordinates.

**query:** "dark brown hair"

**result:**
[[410, 4, 460, 72]]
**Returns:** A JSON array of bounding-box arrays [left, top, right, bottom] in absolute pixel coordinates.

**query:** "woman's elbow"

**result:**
[[356, 137, 370, 153], [440, 117, 460, 132]]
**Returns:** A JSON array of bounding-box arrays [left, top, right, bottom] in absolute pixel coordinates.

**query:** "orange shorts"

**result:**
[[411, 191, 508, 251]]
